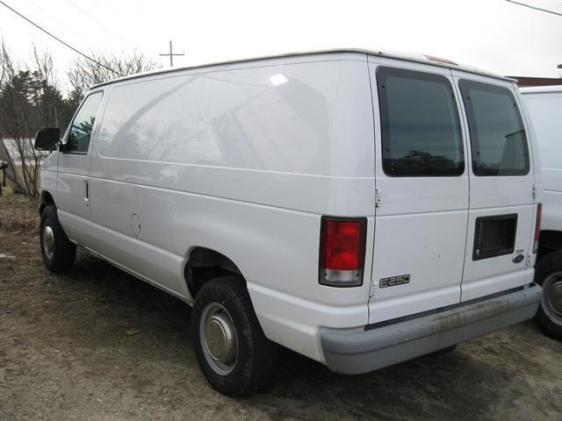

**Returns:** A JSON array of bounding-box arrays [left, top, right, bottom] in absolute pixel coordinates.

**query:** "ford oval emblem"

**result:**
[[512, 254, 525, 264]]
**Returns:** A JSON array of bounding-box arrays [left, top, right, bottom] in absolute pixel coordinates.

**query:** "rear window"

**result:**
[[377, 67, 464, 177], [459, 80, 529, 176]]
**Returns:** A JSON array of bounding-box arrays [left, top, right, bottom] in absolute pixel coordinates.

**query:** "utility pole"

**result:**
[[159, 40, 185, 67]]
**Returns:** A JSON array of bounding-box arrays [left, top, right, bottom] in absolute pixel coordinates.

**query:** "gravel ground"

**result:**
[[1, 194, 561, 420]]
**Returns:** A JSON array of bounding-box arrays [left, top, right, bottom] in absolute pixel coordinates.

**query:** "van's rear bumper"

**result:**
[[320, 284, 541, 374]]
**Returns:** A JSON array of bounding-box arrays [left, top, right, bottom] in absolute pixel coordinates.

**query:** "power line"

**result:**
[[63, 0, 135, 50], [505, 0, 562, 16], [25, 0, 100, 50], [0, 0, 122, 76]]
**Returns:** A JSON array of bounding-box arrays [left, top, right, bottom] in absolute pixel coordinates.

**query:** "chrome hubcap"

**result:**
[[200, 303, 238, 374], [42, 225, 55, 260], [546, 273, 562, 317]]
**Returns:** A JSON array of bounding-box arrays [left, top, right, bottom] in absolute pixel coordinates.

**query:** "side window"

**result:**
[[377, 67, 464, 177], [66, 92, 103, 154], [459, 80, 529, 176]]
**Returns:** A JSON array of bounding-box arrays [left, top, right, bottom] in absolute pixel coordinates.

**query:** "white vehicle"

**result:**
[[35, 50, 542, 396], [521, 85, 562, 340]]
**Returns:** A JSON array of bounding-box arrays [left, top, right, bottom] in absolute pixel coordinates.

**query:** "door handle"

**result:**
[[84, 180, 89, 205]]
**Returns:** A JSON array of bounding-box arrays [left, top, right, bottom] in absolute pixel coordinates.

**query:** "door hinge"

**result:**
[[375, 189, 382, 208], [532, 184, 536, 200]]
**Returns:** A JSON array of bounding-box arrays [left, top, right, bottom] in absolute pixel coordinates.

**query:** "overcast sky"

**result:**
[[1, 0, 561, 91]]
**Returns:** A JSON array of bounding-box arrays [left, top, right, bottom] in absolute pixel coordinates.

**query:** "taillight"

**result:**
[[319, 217, 367, 287], [533, 203, 542, 254]]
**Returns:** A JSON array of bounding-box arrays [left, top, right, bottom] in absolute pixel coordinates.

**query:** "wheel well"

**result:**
[[185, 247, 243, 298], [539, 230, 562, 257], [39, 191, 55, 215]]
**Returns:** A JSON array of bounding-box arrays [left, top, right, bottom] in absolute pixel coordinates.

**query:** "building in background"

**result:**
[[510, 64, 562, 87], [509, 76, 562, 87]]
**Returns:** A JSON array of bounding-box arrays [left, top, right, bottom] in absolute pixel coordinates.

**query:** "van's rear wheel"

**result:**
[[191, 276, 277, 397], [534, 252, 562, 340], [40, 205, 76, 272]]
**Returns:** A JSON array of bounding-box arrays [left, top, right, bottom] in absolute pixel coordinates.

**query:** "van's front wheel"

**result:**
[[40, 205, 76, 272], [191, 276, 277, 397], [534, 251, 562, 340]]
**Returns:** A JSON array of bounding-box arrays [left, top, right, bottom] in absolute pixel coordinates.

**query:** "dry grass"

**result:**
[[0, 192, 38, 232], [1, 160, 41, 197]]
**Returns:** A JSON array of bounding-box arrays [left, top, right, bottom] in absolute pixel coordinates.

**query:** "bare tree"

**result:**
[[0, 43, 159, 198], [68, 51, 160, 100], [0, 43, 58, 198]]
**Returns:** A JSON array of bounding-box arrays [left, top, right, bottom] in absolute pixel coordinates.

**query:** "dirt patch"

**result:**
[[0, 194, 37, 232], [1, 195, 561, 420]]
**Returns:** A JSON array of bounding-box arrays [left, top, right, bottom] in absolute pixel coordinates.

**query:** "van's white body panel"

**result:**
[[40, 50, 540, 366], [520, 86, 562, 233], [366, 56, 469, 323]]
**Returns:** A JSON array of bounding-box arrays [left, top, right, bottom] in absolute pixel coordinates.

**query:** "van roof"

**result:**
[[91, 48, 515, 89], [520, 85, 562, 94]]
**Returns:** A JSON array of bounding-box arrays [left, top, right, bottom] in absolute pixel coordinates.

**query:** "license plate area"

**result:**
[[473, 214, 518, 260]]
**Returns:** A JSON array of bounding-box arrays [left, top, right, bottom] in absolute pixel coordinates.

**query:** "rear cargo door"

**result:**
[[367, 58, 469, 324], [453, 72, 536, 302]]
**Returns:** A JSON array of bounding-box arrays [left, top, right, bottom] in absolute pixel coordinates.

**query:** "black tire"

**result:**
[[39, 205, 76, 272], [534, 251, 562, 340], [191, 276, 277, 397]]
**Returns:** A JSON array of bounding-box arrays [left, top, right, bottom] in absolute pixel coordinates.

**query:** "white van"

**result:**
[[35, 50, 542, 396], [521, 86, 562, 340]]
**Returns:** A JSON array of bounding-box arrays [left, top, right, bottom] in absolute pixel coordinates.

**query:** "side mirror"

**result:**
[[34, 128, 61, 151]]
